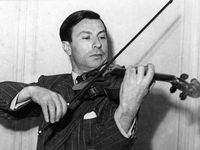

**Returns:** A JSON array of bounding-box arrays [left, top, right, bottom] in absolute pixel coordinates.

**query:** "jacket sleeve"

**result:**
[[93, 98, 136, 150], [0, 79, 43, 119], [0, 81, 28, 110], [0, 74, 67, 119]]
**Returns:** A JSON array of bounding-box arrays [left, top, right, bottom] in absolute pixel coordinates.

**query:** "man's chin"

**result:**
[[93, 57, 107, 65], [92, 60, 106, 67], [89, 64, 101, 70], [86, 58, 107, 70], [86, 63, 101, 72]]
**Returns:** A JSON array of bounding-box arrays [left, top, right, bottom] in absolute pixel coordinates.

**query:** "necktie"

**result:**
[[76, 75, 83, 84]]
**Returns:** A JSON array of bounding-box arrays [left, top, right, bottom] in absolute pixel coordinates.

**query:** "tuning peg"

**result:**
[[179, 92, 187, 100], [180, 73, 189, 80], [170, 85, 177, 93]]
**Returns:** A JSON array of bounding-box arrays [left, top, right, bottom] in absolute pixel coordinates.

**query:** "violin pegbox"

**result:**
[[169, 73, 190, 100], [168, 73, 200, 100], [179, 73, 189, 100], [180, 73, 189, 80]]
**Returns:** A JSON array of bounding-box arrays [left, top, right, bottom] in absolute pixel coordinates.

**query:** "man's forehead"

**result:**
[[72, 18, 106, 34]]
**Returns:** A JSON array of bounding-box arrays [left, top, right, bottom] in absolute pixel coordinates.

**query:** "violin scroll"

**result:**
[[168, 74, 200, 100], [183, 78, 200, 99]]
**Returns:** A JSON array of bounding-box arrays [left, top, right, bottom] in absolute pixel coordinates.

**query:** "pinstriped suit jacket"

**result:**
[[0, 74, 136, 150]]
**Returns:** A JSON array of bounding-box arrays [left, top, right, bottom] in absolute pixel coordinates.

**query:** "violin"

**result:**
[[73, 64, 200, 100]]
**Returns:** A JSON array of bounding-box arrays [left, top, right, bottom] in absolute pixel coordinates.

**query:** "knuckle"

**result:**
[[51, 92, 57, 98]]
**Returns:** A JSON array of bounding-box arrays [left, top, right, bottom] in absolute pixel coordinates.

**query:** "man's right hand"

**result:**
[[18, 86, 68, 123]]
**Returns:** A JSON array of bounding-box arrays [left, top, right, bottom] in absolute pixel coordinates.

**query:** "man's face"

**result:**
[[64, 18, 108, 74]]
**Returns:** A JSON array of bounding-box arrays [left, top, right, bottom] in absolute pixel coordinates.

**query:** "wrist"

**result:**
[[115, 106, 135, 120], [117, 102, 140, 118], [18, 86, 36, 103], [115, 107, 136, 133]]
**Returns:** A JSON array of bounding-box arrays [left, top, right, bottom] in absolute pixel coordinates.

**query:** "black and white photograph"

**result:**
[[0, 0, 200, 150]]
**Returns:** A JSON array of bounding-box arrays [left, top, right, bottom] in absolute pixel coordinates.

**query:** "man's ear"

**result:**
[[62, 41, 72, 56]]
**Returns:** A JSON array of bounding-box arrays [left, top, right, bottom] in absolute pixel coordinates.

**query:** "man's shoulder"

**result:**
[[38, 73, 72, 86], [40, 73, 71, 79]]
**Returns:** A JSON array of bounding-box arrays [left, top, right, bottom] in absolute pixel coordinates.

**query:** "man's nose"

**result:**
[[92, 37, 102, 49]]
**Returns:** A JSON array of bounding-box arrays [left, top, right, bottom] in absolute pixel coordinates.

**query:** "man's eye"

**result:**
[[99, 34, 107, 39], [100, 36, 106, 39], [82, 36, 90, 39]]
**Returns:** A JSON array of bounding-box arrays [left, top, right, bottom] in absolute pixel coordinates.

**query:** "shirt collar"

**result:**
[[72, 71, 79, 84]]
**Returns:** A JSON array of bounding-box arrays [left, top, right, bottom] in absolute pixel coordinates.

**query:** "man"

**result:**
[[0, 10, 155, 150]]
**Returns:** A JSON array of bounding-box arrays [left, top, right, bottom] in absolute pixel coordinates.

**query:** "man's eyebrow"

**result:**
[[78, 30, 106, 35], [78, 31, 91, 35], [98, 30, 107, 35]]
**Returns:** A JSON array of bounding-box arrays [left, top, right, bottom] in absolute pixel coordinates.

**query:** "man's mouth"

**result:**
[[90, 54, 103, 57]]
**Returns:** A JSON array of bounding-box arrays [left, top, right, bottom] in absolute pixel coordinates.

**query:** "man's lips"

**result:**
[[90, 54, 103, 57]]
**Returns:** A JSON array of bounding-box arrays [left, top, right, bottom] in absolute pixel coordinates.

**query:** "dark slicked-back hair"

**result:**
[[59, 10, 107, 42]]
